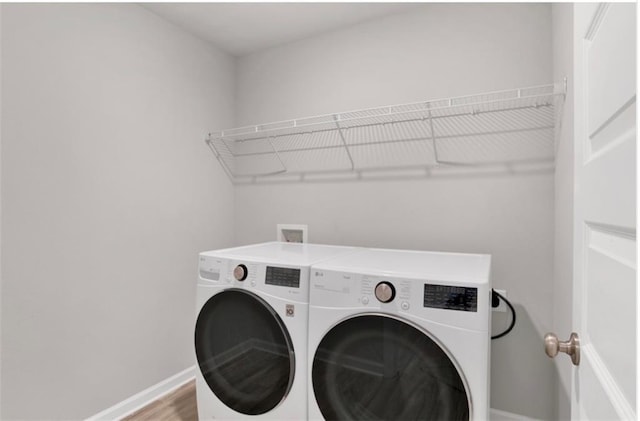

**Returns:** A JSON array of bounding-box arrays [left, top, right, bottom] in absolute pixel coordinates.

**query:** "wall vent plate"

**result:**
[[277, 224, 308, 243]]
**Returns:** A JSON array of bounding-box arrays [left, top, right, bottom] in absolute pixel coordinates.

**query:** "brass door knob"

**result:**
[[544, 332, 580, 366]]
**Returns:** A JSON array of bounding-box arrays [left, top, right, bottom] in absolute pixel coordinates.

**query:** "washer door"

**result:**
[[194, 289, 295, 415], [312, 315, 470, 421]]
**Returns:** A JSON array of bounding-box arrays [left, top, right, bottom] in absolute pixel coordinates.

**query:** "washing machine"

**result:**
[[194, 242, 357, 420], [308, 247, 492, 420]]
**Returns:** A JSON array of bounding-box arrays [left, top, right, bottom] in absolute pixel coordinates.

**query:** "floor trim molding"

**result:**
[[85, 366, 196, 421], [490, 408, 539, 420], [84, 367, 535, 421]]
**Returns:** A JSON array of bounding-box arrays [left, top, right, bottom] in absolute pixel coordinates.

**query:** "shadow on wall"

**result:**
[[491, 304, 556, 420], [552, 367, 571, 421], [229, 159, 555, 185]]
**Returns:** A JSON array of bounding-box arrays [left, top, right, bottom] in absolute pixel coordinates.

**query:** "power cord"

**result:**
[[491, 289, 516, 340]]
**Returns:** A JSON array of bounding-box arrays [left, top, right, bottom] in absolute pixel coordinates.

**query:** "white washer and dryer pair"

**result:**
[[195, 242, 491, 421], [194, 242, 357, 420]]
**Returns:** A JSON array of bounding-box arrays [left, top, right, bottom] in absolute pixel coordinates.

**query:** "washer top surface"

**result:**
[[200, 242, 357, 266], [313, 247, 491, 284]]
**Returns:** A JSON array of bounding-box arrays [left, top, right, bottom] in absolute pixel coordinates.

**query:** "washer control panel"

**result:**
[[199, 257, 301, 289], [265, 266, 301, 288], [199, 254, 308, 303], [199, 256, 224, 282]]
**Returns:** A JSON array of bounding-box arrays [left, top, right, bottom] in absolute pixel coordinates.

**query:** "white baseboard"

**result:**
[[490, 408, 539, 421], [85, 366, 196, 421], [84, 369, 534, 421]]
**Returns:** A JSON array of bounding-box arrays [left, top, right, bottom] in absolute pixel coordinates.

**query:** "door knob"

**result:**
[[544, 332, 580, 366]]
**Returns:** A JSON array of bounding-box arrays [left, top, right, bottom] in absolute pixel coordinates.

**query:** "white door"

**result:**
[[569, 3, 636, 420]]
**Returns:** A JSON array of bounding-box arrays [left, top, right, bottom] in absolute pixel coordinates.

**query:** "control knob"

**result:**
[[375, 281, 396, 303], [233, 264, 248, 281]]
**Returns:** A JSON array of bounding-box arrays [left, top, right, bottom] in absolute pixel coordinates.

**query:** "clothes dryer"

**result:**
[[195, 242, 357, 420], [308, 248, 491, 420]]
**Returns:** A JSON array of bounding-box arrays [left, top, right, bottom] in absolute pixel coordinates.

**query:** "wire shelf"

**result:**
[[207, 83, 566, 183]]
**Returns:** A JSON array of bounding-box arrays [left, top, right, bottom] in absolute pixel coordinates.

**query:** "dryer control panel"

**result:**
[[310, 269, 489, 332], [423, 284, 477, 312]]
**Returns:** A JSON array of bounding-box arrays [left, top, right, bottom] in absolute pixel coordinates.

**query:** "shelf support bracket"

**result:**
[[267, 137, 288, 175], [333, 115, 355, 171], [206, 135, 236, 182], [427, 108, 441, 165]]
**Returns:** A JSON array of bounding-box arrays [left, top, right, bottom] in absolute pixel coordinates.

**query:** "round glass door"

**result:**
[[194, 289, 295, 415], [312, 315, 470, 420]]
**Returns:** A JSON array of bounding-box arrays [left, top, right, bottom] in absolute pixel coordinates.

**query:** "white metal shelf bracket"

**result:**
[[206, 135, 235, 180], [426, 107, 441, 165], [267, 137, 288, 175], [333, 114, 355, 170]]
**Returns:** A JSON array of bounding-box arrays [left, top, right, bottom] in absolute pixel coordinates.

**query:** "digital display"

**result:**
[[265, 266, 301, 288], [423, 284, 477, 312], [199, 269, 220, 281]]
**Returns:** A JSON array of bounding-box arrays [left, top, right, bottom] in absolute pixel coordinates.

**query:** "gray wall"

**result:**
[[235, 4, 556, 419], [1, 4, 235, 419], [551, 4, 574, 420]]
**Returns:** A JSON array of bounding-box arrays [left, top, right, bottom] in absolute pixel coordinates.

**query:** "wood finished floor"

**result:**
[[123, 380, 197, 421]]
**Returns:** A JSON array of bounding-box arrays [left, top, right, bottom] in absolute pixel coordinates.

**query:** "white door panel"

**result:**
[[587, 5, 636, 136], [570, 3, 636, 420], [578, 351, 623, 420], [585, 227, 636, 405], [583, 132, 636, 227], [588, 100, 635, 157]]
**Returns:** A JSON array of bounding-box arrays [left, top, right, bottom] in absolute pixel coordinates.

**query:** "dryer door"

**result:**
[[194, 289, 295, 415], [312, 314, 470, 420]]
